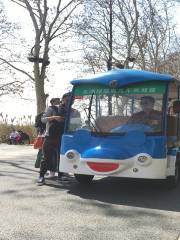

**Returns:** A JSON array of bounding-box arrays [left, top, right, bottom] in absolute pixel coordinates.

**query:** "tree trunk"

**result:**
[[35, 78, 46, 114], [34, 61, 46, 114], [108, 0, 113, 115]]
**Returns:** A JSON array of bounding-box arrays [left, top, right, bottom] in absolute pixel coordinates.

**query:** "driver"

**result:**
[[129, 96, 162, 128]]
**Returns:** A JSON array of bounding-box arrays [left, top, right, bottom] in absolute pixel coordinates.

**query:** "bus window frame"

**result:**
[[65, 83, 169, 136]]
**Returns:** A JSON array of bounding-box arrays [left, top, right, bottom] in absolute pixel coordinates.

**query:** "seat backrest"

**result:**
[[96, 116, 130, 132], [167, 116, 177, 136]]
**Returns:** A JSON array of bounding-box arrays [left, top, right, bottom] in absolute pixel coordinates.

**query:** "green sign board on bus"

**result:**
[[74, 82, 166, 96]]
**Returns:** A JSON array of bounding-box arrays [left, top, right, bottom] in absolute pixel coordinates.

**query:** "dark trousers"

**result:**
[[40, 137, 61, 177]]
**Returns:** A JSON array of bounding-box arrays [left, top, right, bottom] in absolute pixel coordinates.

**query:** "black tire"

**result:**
[[166, 163, 180, 189], [74, 174, 94, 184]]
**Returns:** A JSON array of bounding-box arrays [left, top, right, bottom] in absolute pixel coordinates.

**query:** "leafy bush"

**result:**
[[0, 123, 36, 143], [0, 123, 12, 143], [0, 113, 36, 143]]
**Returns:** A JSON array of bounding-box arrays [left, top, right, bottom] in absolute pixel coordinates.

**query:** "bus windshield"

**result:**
[[67, 82, 166, 134]]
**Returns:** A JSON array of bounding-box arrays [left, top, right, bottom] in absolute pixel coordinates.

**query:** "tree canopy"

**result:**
[[0, 0, 179, 115]]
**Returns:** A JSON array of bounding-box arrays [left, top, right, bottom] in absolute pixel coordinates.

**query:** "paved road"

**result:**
[[0, 144, 180, 240]]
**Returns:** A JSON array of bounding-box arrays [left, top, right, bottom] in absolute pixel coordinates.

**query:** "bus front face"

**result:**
[[60, 81, 168, 179]]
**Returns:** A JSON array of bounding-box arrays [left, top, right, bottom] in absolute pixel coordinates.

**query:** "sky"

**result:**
[[1, 0, 180, 123], [0, 0, 80, 123]]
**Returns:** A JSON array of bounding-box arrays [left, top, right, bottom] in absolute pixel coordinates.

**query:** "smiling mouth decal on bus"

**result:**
[[86, 162, 119, 172], [65, 81, 166, 174]]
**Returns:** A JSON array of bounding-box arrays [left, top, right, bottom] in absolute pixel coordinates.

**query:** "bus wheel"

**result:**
[[166, 164, 180, 189], [74, 174, 94, 184]]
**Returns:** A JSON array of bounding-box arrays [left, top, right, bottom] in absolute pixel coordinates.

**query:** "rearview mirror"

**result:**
[[173, 100, 180, 114]]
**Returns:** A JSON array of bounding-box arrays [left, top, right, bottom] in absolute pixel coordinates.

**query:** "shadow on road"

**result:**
[[46, 176, 180, 213], [0, 160, 37, 173], [1, 153, 180, 213]]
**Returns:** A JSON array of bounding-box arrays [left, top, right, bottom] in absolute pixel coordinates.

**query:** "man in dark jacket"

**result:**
[[37, 97, 65, 185]]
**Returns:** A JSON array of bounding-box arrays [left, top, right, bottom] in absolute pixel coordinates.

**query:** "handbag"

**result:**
[[35, 149, 43, 168], [33, 135, 44, 149]]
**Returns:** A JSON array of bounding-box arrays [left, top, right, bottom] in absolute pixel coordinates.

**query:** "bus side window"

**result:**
[[167, 82, 179, 147]]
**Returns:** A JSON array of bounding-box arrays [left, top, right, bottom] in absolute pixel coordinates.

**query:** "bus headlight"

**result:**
[[137, 154, 152, 166], [65, 150, 79, 161]]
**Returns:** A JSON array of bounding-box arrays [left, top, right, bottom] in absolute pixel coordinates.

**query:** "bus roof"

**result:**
[[71, 69, 175, 87]]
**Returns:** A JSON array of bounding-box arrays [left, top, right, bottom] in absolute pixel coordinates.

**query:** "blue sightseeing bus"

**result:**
[[59, 69, 180, 188]]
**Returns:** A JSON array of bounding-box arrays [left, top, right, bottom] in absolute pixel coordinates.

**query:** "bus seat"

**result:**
[[96, 116, 130, 132], [167, 116, 179, 147], [167, 116, 177, 136]]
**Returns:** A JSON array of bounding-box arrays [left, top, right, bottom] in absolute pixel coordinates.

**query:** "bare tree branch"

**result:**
[[0, 57, 35, 81], [9, 0, 82, 113]]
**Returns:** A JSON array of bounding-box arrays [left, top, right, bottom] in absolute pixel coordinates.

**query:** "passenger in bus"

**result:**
[[129, 96, 162, 128]]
